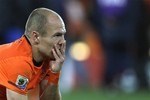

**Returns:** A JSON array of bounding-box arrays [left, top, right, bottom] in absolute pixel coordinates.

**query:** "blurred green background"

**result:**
[[62, 89, 150, 100]]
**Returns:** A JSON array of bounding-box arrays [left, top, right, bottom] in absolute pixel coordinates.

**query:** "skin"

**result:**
[[6, 8, 66, 100]]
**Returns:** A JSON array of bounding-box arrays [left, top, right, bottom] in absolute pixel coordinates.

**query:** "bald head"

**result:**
[[25, 8, 62, 37]]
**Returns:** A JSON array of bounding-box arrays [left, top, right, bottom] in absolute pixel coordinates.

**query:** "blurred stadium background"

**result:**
[[0, 0, 150, 99]]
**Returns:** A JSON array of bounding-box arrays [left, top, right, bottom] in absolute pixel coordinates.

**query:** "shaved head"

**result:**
[[23, 8, 66, 63], [25, 8, 62, 37]]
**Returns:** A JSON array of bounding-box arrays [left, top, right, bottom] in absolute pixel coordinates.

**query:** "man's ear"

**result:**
[[31, 31, 40, 44]]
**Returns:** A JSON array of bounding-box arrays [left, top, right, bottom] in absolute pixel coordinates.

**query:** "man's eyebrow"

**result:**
[[55, 32, 66, 35]]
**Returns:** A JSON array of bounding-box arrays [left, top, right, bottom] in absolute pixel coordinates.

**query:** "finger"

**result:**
[[64, 41, 66, 53], [60, 41, 66, 54], [54, 44, 63, 59], [55, 44, 65, 62], [52, 48, 59, 60]]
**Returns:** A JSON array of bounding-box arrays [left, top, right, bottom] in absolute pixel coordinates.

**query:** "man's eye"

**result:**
[[55, 34, 62, 37], [54, 33, 62, 37]]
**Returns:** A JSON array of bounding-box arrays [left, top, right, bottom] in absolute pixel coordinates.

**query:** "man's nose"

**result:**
[[59, 40, 66, 45], [59, 36, 65, 43]]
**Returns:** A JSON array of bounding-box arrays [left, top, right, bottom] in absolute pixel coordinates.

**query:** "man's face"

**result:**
[[37, 18, 66, 60]]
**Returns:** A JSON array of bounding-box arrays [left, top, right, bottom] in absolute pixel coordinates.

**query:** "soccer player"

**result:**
[[0, 7, 66, 100]]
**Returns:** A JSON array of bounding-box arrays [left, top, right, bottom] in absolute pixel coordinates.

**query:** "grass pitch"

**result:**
[[62, 89, 150, 100]]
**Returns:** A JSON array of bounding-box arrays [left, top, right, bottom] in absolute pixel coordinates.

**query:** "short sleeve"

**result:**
[[43, 69, 60, 84], [0, 57, 33, 95]]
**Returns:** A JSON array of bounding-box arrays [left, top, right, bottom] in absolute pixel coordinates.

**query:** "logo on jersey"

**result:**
[[16, 75, 29, 90]]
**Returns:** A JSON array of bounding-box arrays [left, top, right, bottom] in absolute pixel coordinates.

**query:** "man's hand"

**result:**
[[50, 41, 66, 73]]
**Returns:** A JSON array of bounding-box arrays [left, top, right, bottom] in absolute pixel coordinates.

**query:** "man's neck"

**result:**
[[24, 34, 45, 66], [32, 47, 44, 62]]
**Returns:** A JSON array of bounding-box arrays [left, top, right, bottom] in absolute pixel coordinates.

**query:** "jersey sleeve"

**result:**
[[44, 69, 60, 84], [0, 57, 32, 95]]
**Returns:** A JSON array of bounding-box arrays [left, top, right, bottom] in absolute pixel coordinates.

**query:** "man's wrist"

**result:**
[[50, 67, 60, 74], [47, 69, 60, 84]]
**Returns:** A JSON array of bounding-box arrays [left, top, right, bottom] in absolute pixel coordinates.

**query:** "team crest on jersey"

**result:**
[[16, 75, 29, 90]]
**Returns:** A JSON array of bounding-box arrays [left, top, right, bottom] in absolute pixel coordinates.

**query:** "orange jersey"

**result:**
[[0, 35, 50, 98]]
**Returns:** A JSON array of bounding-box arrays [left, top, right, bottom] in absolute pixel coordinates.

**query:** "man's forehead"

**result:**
[[46, 14, 66, 34], [57, 26, 66, 34], [47, 13, 64, 24], [62, 24, 66, 33]]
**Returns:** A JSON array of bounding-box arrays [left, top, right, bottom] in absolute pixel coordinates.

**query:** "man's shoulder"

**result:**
[[0, 36, 32, 60]]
